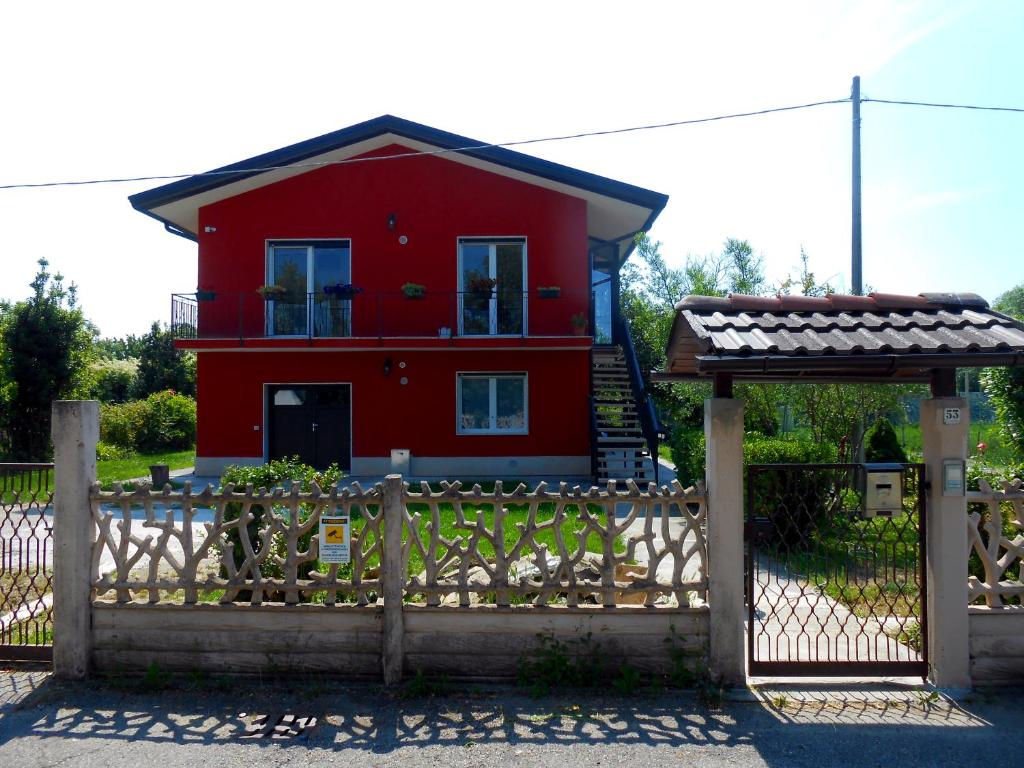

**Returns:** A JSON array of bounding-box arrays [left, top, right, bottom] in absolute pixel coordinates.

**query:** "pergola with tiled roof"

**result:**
[[659, 291, 1024, 395]]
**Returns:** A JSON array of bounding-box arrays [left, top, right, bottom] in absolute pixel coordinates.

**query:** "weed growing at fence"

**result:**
[[400, 669, 451, 699], [516, 633, 599, 698], [140, 662, 171, 692], [611, 665, 643, 695]]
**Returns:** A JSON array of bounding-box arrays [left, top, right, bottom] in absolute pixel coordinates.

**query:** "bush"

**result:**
[[99, 391, 196, 452], [864, 417, 908, 463], [220, 458, 345, 589], [88, 358, 139, 403], [670, 428, 837, 548], [135, 390, 196, 452], [670, 429, 837, 486], [99, 399, 149, 449], [981, 366, 1024, 457], [96, 441, 132, 461]]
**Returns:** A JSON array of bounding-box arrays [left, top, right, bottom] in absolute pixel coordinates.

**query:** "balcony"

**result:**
[[171, 290, 591, 345]]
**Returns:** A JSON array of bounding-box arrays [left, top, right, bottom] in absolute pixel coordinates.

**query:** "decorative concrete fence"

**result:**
[[60, 430, 709, 682], [967, 479, 1024, 684]]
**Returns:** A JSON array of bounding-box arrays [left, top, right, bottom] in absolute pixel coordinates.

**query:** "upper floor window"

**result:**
[[267, 240, 351, 337], [458, 238, 526, 336]]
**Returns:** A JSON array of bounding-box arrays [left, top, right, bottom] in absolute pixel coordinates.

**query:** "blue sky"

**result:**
[[0, 1, 1021, 337]]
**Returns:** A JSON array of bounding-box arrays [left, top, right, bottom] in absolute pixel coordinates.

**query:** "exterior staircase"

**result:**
[[591, 346, 655, 483]]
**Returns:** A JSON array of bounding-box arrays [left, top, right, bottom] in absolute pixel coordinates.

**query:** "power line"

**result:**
[[863, 97, 1024, 113], [0, 98, 849, 191]]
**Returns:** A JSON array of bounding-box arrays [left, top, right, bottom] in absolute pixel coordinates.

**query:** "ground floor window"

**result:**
[[457, 374, 527, 434]]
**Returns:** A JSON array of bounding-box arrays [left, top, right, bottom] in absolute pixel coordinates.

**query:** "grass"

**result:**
[[0, 570, 51, 613], [97, 449, 195, 487], [3, 605, 52, 646]]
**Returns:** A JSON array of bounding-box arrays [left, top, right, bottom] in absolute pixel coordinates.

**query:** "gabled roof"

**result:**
[[662, 291, 1024, 382], [129, 115, 668, 265]]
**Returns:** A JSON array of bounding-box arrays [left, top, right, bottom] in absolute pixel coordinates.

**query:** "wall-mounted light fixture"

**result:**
[[204, 225, 217, 233], [382, 357, 393, 377], [387, 212, 396, 231]]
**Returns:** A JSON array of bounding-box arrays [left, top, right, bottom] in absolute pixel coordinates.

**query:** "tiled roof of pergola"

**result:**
[[661, 291, 1024, 383]]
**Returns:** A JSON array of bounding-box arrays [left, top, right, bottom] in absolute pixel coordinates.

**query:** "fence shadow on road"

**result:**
[[0, 671, 1014, 763]]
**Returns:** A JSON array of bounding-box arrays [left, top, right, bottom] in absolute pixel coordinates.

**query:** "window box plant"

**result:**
[[323, 283, 363, 299], [257, 284, 288, 301], [402, 282, 426, 299], [466, 276, 496, 296], [537, 286, 561, 299], [195, 289, 217, 302], [571, 312, 589, 336]]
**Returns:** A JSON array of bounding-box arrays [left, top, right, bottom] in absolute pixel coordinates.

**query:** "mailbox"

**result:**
[[862, 463, 905, 518]]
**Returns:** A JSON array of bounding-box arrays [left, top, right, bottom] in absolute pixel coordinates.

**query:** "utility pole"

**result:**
[[851, 75, 863, 295]]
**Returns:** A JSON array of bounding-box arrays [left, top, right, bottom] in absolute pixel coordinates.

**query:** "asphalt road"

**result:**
[[2, 670, 1023, 767]]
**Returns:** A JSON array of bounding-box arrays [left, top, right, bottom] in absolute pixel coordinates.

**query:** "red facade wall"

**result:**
[[196, 349, 590, 459], [196, 144, 589, 338], [191, 143, 593, 463]]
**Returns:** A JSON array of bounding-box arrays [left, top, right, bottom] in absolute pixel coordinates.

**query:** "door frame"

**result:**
[[263, 382, 354, 470]]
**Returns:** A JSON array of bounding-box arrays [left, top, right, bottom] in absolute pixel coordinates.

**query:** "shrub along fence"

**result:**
[[73, 472, 708, 683]]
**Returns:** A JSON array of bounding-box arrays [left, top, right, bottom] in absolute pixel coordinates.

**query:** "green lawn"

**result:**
[[97, 449, 195, 487]]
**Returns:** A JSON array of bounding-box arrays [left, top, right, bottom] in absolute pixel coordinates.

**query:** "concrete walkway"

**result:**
[[1, 669, 1020, 767]]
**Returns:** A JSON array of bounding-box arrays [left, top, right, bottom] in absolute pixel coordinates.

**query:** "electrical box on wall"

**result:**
[[862, 463, 905, 518]]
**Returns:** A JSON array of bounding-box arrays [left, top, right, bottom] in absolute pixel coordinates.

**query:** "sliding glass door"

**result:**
[[267, 241, 351, 337], [458, 238, 525, 336]]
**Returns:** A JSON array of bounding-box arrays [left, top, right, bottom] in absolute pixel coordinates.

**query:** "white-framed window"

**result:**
[[267, 240, 351, 337], [456, 373, 528, 434], [457, 237, 526, 336]]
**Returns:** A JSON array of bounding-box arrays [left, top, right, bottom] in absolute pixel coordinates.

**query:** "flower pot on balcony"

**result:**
[[537, 286, 561, 299], [402, 282, 426, 299], [324, 283, 363, 299], [257, 284, 288, 301]]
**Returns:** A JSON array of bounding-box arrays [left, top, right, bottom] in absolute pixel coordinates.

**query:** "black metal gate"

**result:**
[[746, 463, 926, 677], [1, 463, 54, 661]]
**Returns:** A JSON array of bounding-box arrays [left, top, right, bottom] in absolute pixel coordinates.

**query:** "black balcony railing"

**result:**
[[171, 290, 589, 341]]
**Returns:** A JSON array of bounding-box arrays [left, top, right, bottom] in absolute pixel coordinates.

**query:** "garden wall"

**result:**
[[968, 608, 1024, 684], [89, 602, 708, 680]]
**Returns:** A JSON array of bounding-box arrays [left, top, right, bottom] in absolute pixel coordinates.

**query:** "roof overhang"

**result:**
[[129, 115, 668, 264], [662, 291, 1024, 385]]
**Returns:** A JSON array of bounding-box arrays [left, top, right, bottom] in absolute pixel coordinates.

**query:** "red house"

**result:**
[[130, 116, 667, 481]]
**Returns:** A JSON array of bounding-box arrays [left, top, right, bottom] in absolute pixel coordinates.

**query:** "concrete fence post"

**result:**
[[381, 473, 405, 685], [920, 397, 971, 689], [51, 400, 99, 680], [705, 397, 745, 686]]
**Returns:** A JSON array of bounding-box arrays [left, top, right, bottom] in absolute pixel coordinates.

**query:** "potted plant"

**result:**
[[537, 286, 561, 299], [466, 276, 496, 296], [323, 283, 363, 299], [571, 312, 589, 336], [195, 288, 217, 301], [257, 284, 288, 301], [402, 282, 426, 299]]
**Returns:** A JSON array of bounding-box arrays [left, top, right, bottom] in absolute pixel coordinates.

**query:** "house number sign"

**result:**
[[943, 407, 962, 425], [319, 515, 351, 564]]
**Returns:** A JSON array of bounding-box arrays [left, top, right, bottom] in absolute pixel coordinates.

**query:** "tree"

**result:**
[[0, 259, 94, 460], [132, 322, 196, 398], [723, 238, 765, 295], [981, 285, 1024, 455]]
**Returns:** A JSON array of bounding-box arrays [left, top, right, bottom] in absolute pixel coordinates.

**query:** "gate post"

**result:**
[[920, 397, 971, 689], [51, 400, 99, 680], [381, 474, 405, 685], [705, 397, 745, 686]]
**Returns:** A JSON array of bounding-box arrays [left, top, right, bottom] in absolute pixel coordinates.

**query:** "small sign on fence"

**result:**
[[319, 515, 351, 564]]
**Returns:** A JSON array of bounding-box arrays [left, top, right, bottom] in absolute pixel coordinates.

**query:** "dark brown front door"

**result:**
[[269, 385, 351, 471]]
